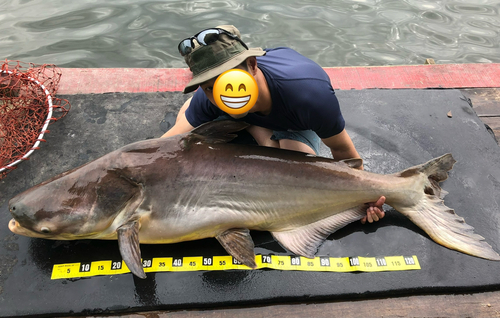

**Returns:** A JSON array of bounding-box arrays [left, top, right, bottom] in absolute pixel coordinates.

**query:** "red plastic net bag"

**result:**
[[0, 60, 70, 179]]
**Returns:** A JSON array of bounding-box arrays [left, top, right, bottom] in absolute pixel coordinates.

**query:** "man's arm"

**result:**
[[321, 129, 361, 165], [322, 129, 385, 223], [161, 97, 195, 138]]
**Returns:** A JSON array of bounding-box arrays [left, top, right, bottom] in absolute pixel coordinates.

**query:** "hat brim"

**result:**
[[183, 47, 266, 94]]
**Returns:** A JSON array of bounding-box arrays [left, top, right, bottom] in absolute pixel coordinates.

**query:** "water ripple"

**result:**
[[420, 11, 453, 24], [128, 15, 155, 30], [445, 3, 498, 15], [16, 6, 130, 30], [378, 10, 415, 24], [0, 0, 499, 67]]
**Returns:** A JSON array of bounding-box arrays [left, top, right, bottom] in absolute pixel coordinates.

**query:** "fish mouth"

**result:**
[[220, 95, 250, 109], [8, 218, 45, 238], [8, 218, 21, 234]]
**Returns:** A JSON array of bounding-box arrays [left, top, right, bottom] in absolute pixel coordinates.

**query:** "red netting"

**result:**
[[0, 60, 70, 179]]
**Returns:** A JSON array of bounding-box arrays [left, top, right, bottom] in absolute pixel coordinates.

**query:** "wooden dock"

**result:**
[[89, 291, 500, 318], [463, 88, 500, 144]]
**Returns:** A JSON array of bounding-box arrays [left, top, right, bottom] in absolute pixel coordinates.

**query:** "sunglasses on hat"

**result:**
[[178, 28, 249, 56]]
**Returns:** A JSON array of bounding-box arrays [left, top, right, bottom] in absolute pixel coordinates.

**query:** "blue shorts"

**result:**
[[214, 116, 321, 155], [270, 130, 321, 155]]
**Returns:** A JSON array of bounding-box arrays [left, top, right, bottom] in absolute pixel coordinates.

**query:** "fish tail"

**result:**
[[392, 153, 500, 261]]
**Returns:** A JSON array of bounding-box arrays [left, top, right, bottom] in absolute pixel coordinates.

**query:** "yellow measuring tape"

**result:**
[[51, 255, 420, 279]]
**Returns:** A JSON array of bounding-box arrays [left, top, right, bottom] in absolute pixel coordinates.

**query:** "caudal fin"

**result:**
[[393, 154, 500, 261]]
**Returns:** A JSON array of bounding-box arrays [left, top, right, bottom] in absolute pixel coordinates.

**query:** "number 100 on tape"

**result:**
[[51, 255, 420, 279]]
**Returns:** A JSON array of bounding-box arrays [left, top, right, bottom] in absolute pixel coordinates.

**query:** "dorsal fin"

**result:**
[[182, 120, 249, 146], [340, 158, 363, 169]]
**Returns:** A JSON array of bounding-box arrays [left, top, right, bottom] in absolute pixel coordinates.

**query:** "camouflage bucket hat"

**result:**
[[180, 25, 266, 94]]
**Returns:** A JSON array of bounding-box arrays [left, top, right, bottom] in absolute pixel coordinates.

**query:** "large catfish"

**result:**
[[8, 121, 500, 278]]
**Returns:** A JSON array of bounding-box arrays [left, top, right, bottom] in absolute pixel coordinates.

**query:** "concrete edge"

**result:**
[[57, 63, 500, 95]]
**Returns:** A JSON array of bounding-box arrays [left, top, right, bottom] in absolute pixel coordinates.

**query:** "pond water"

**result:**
[[1, 0, 499, 68]]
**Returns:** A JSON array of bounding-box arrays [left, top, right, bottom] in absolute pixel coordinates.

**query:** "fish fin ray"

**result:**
[[182, 120, 250, 146], [216, 228, 257, 268], [117, 220, 146, 279], [396, 195, 500, 261], [272, 206, 367, 258]]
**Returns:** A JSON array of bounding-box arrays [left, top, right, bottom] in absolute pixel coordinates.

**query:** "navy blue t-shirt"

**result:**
[[185, 47, 345, 139]]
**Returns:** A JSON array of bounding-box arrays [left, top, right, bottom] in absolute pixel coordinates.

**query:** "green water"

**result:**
[[1, 0, 499, 68]]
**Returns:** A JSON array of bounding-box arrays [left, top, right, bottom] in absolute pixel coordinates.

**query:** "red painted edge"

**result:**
[[58, 63, 500, 95]]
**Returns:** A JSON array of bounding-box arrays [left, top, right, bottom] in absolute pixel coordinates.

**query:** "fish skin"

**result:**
[[8, 120, 500, 279]]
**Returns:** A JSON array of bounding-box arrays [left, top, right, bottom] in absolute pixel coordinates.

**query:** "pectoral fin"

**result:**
[[216, 228, 257, 269], [117, 220, 146, 279]]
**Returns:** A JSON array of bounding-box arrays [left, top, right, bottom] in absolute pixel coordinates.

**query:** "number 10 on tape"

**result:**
[[51, 255, 420, 279]]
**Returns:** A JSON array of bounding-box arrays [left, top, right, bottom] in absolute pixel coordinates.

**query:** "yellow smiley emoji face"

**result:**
[[213, 69, 258, 115]]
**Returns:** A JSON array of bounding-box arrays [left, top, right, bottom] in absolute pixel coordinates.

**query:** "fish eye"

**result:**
[[11, 206, 16, 211], [41, 227, 51, 234]]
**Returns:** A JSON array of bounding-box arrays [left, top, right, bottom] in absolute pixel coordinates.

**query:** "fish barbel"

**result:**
[[8, 121, 500, 278]]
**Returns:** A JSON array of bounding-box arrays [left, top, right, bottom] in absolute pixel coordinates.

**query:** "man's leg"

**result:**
[[246, 125, 279, 148], [278, 139, 316, 155], [245, 126, 320, 154]]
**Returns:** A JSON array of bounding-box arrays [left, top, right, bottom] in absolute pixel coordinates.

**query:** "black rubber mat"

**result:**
[[1, 89, 499, 317]]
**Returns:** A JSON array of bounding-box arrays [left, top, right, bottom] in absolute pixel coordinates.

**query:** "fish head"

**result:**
[[8, 163, 140, 240]]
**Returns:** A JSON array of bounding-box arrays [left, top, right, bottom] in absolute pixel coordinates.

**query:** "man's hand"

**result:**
[[361, 196, 386, 224]]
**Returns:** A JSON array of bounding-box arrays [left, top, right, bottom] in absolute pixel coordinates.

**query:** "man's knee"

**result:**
[[278, 139, 316, 155], [246, 125, 279, 148]]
